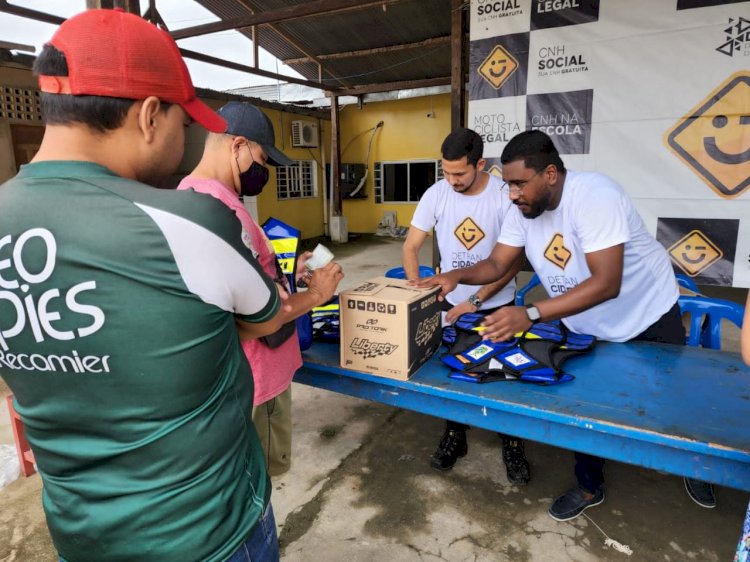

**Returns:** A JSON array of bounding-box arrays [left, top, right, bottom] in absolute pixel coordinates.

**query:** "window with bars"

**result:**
[[373, 160, 442, 203], [276, 160, 317, 199], [0, 86, 42, 122]]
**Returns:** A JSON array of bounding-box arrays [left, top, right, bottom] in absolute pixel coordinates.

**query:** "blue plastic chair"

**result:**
[[385, 265, 435, 279], [675, 273, 699, 293], [515, 273, 541, 305], [677, 295, 744, 349], [515, 273, 702, 306], [514, 272, 744, 349]]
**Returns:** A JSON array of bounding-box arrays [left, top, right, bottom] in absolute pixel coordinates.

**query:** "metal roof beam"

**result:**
[[450, 0, 466, 130], [179, 48, 341, 93], [259, 25, 352, 89], [86, 0, 140, 12], [0, 1, 64, 25], [195, 86, 330, 119], [171, 0, 404, 40], [0, 40, 35, 53], [283, 35, 450, 65], [231, 0, 351, 88], [229, 0, 352, 88], [143, 0, 169, 30], [333, 76, 450, 97]]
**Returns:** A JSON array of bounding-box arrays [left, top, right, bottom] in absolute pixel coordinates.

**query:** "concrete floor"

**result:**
[[1, 234, 747, 561]]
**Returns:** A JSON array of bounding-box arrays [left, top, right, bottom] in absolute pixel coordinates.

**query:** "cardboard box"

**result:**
[[339, 277, 442, 380]]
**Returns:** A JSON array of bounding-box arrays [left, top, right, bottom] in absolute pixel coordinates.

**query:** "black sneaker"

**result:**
[[502, 439, 531, 485], [684, 477, 716, 508], [430, 428, 467, 471], [548, 486, 605, 521]]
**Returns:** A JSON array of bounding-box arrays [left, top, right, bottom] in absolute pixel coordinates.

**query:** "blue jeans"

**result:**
[[575, 301, 686, 493], [225, 502, 280, 562]]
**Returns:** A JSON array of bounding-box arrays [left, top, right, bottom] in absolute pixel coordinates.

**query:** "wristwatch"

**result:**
[[525, 305, 541, 323], [468, 293, 482, 310]]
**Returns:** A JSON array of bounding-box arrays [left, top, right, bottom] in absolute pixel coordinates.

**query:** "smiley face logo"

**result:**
[[543, 233, 571, 270], [704, 114, 750, 165], [478, 45, 519, 90], [454, 217, 485, 251], [668, 230, 723, 277], [488, 164, 503, 178], [665, 71, 750, 199]]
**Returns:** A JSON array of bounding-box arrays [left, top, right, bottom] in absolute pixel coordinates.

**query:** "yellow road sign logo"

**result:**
[[543, 233, 571, 270], [488, 164, 502, 177], [665, 71, 750, 199], [455, 217, 485, 251], [478, 45, 518, 90], [668, 230, 723, 277]]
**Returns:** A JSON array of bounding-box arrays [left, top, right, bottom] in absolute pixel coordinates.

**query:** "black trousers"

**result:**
[[575, 301, 686, 493]]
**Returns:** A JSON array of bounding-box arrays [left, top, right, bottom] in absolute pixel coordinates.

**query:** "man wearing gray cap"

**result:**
[[178, 101, 344, 478]]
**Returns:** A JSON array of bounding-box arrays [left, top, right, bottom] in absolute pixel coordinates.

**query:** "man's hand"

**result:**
[[410, 272, 459, 300], [305, 261, 344, 306], [295, 251, 314, 283], [481, 306, 532, 342], [445, 300, 477, 324]]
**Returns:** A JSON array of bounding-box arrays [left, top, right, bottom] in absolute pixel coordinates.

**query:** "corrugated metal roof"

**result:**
[[193, 0, 459, 90]]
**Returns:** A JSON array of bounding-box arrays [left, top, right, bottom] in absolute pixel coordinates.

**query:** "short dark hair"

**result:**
[[33, 44, 136, 132], [441, 128, 483, 166], [500, 130, 566, 174]]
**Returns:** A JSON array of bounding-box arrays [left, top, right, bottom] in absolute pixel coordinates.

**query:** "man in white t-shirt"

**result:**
[[402, 128, 528, 484], [415, 130, 702, 521]]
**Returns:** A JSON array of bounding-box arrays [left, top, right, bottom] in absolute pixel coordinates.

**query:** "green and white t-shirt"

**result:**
[[0, 161, 280, 562]]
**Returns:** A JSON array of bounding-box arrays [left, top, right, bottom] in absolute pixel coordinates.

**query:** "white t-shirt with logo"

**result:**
[[499, 170, 679, 342], [411, 173, 516, 309]]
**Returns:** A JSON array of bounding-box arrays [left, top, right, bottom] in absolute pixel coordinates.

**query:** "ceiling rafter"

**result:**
[[0, 0, 64, 25], [231, 0, 352, 89], [143, 0, 169, 29], [283, 35, 450, 65], [179, 48, 341, 93], [0, 0, 459, 98], [333, 76, 451, 97], [0, 1, 335, 92], [0, 40, 35, 53], [170, 0, 405, 40]]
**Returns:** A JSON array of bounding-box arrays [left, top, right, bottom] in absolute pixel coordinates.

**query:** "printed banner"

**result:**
[[469, 0, 750, 287]]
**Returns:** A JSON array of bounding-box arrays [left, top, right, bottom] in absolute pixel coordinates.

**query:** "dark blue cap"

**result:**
[[217, 102, 293, 167]]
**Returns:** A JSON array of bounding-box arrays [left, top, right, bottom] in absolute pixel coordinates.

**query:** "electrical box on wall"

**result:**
[[291, 120, 319, 148], [325, 163, 367, 199]]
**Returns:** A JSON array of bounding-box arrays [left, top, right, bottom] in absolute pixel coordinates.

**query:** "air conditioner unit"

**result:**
[[291, 120, 319, 148]]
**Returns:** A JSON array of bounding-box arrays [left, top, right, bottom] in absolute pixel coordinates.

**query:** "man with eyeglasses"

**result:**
[[415, 130, 693, 521], [402, 127, 530, 484]]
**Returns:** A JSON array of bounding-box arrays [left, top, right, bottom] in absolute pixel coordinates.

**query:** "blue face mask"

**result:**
[[238, 161, 269, 197]]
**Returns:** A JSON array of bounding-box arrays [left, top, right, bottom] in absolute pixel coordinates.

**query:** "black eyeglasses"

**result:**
[[502, 169, 545, 195]]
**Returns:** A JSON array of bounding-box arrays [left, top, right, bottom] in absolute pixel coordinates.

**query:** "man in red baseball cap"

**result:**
[[38, 8, 226, 134], [0, 9, 288, 562]]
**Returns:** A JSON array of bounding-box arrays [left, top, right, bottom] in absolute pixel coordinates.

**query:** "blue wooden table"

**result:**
[[296, 341, 750, 491]]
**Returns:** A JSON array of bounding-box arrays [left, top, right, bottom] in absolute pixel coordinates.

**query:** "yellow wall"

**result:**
[[339, 94, 451, 233], [253, 94, 453, 237], [254, 113, 329, 239]]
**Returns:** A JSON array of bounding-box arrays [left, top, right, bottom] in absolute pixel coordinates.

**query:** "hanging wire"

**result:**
[[581, 513, 633, 556]]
